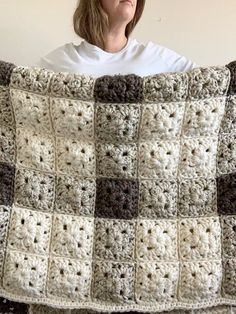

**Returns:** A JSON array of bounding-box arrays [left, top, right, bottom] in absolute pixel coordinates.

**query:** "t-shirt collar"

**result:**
[[75, 36, 135, 62]]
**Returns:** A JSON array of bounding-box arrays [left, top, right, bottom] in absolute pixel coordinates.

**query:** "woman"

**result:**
[[34, 0, 198, 76]]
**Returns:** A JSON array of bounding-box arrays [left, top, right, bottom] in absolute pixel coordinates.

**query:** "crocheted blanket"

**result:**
[[0, 59, 235, 313]]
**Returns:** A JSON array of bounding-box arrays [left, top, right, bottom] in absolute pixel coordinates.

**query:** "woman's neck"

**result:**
[[102, 29, 128, 53]]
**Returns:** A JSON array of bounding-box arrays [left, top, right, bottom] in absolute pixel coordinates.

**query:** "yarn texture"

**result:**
[[0, 59, 235, 313]]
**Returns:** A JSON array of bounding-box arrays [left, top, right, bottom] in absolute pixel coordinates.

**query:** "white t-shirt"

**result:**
[[34, 36, 199, 77]]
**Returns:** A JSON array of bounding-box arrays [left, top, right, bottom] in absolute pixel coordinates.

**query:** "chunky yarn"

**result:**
[[0, 59, 235, 313]]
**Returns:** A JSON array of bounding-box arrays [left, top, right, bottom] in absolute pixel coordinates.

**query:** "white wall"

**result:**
[[1, 0, 236, 67]]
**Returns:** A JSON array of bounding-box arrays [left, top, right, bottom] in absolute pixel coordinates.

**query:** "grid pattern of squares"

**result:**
[[0, 59, 235, 312]]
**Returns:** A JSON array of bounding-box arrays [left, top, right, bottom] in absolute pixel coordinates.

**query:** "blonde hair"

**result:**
[[73, 0, 146, 50]]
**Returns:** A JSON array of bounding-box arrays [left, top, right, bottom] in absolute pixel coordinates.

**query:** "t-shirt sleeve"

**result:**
[[32, 44, 69, 71], [147, 41, 199, 73], [160, 46, 199, 72], [33, 58, 51, 69]]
